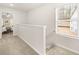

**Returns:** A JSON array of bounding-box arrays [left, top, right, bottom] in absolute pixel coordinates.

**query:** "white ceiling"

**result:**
[[0, 3, 45, 11]]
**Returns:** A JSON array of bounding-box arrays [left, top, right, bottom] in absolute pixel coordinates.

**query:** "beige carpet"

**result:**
[[57, 27, 77, 38], [46, 45, 78, 55], [0, 33, 38, 55]]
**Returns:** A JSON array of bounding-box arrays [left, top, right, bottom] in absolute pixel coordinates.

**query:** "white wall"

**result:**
[[13, 24, 46, 55], [77, 7, 79, 38], [27, 4, 54, 36], [25, 4, 65, 48], [26, 4, 64, 36]]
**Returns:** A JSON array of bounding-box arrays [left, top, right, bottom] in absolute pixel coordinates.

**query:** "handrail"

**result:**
[[13, 23, 46, 55], [15, 24, 47, 28]]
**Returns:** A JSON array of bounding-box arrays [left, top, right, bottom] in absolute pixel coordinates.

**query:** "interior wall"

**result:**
[[26, 4, 64, 36], [13, 24, 46, 55], [26, 4, 64, 48], [27, 4, 53, 35]]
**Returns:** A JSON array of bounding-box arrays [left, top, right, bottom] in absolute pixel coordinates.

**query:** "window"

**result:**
[[56, 4, 78, 38]]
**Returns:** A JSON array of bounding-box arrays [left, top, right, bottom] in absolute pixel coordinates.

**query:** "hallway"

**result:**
[[0, 33, 38, 55]]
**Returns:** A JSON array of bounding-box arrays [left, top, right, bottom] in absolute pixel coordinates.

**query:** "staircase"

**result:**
[[56, 4, 78, 37]]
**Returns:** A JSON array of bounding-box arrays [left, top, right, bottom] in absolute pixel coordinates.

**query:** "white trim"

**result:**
[[43, 26, 47, 55], [18, 24, 46, 28], [55, 8, 58, 33], [55, 43, 79, 54], [56, 32, 79, 40], [18, 35, 42, 55]]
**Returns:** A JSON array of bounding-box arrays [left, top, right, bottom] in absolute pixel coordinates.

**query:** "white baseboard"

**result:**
[[55, 43, 79, 54], [18, 35, 45, 55]]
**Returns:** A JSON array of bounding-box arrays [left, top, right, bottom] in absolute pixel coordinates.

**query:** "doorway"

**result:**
[[1, 12, 13, 36]]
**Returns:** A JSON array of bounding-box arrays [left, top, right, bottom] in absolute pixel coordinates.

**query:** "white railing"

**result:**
[[13, 24, 46, 55]]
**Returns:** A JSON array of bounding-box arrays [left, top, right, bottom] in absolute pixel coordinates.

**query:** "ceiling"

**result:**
[[0, 3, 45, 12]]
